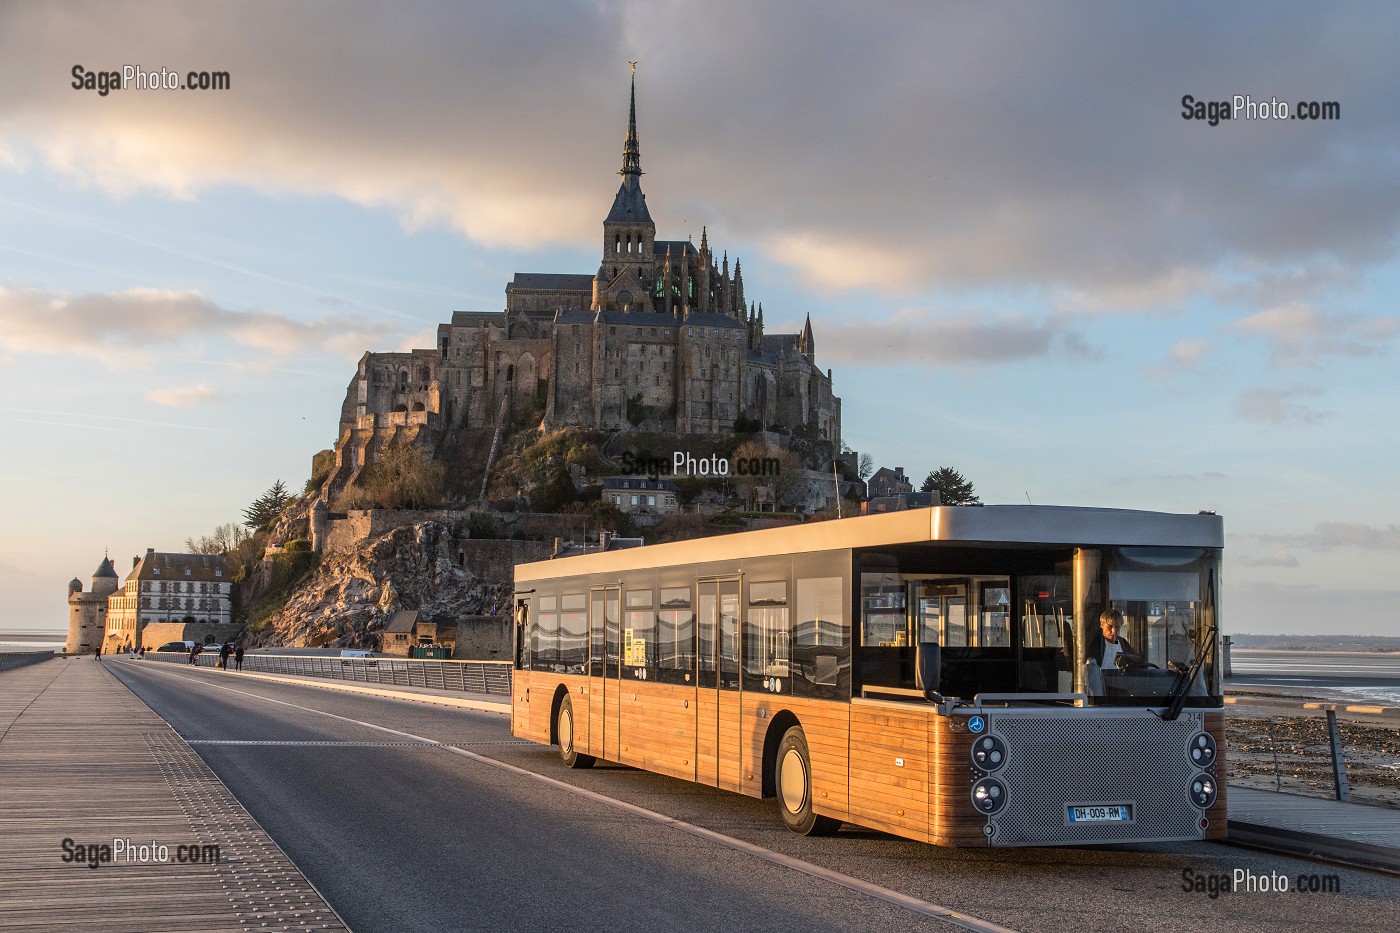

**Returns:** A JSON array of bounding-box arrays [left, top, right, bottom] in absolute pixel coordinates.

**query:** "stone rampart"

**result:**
[[140, 621, 244, 650], [452, 615, 513, 661]]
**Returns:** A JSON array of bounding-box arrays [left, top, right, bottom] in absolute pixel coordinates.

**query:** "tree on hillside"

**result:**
[[858, 452, 874, 480], [361, 442, 447, 510], [186, 522, 251, 555], [921, 467, 980, 505], [243, 480, 292, 532]]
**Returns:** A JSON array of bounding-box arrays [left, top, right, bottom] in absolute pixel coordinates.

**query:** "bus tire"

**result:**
[[776, 725, 839, 836], [556, 694, 594, 769]]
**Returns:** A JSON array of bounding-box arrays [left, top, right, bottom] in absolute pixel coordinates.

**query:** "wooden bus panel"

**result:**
[[799, 701, 852, 821], [695, 691, 719, 787], [511, 672, 534, 741], [718, 692, 743, 792], [736, 695, 849, 813], [930, 716, 983, 846], [848, 700, 930, 842], [582, 680, 602, 758], [619, 682, 697, 781], [1204, 711, 1228, 840]]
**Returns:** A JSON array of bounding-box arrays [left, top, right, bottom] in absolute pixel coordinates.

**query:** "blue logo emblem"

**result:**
[[968, 716, 986, 734]]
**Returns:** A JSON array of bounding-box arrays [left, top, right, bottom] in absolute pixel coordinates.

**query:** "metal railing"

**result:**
[[1225, 695, 1400, 803], [148, 650, 513, 695], [0, 651, 55, 673]]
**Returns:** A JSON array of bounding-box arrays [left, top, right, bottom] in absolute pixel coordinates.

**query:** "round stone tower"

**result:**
[[65, 556, 119, 655], [310, 497, 328, 554]]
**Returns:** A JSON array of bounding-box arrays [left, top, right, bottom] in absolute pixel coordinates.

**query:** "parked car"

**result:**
[[155, 641, 195, 653], [339, 648, 376, 665]]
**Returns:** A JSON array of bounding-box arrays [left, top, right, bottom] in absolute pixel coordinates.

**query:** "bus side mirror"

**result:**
[[916, 641, 940, 701]]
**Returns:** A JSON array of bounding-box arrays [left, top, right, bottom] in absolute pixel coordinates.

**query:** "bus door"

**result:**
[[912, 581, 968, 647], [589, 586, 621, 761], [696, 577, 741, 790]]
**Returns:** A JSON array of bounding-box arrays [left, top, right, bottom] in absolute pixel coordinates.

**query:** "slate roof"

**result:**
[[601, 477, 680, 491], [448, 311, 505, 327], [652, 240, 698, 257], [605, 177, 653, 224], [131, 551, 227, 582], [593, 310, 684, 327], [386, 609, 419, 633], [680, 312, 746, 330], [508, 273, 595, 291]]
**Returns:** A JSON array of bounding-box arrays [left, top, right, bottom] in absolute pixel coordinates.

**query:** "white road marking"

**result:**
[[131, 662, 1022, 933]]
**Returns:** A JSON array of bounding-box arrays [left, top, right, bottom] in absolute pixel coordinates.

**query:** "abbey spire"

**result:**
[[597, 65, 656, 311], [620, 63, 642, 178]]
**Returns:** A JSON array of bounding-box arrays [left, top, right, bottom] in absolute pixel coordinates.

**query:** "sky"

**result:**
[[1, 1, 1397, 637]]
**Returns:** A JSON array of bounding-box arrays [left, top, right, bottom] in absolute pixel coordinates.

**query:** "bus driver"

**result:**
[[1090, 608, 1137, 671]]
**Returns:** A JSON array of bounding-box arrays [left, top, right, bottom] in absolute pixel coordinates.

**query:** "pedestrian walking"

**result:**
[[94, 645, 101, 661], [219, 642, 233, 670], [234, 645, 245, 672]]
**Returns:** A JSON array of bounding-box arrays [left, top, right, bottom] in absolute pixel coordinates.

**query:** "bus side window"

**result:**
[[794, 576, 847, 696], [515, 599, 530, 670], [559, 594, 585, 675], [744, 580, 789, 694], [537, 595, 559, 672], [624, 589, 655, 680], [657, 587, 693, 685]]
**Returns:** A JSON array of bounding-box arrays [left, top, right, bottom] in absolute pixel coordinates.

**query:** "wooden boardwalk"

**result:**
[[0, 658, 349, 932]]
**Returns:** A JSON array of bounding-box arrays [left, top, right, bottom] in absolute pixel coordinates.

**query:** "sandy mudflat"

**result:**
[[1226, 705, 1400, 809]]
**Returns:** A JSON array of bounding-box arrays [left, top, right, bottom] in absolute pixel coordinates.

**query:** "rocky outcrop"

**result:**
[[252, 521, 517, 649]]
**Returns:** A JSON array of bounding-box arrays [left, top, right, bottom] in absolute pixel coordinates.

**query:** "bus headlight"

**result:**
[[1188, 773, 1216, 809], [1189, 732, 1216, 768], [970, 735, 1007, 772], [971, 777, 1007, 815]]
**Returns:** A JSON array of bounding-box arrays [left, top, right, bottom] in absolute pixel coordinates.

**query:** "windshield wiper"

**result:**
[[1160, 615, 1217, 721]]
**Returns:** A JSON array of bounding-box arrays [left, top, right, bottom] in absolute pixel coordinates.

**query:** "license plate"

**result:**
[[1068, 805, 1130, 823]]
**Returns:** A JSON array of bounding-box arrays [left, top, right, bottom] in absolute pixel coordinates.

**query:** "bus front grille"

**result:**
[[984, 711, 1209, 846]]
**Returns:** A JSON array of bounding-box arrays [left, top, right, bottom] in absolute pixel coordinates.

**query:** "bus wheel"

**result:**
[[776, 726, 839, 836], [556, 694, 595, 769]]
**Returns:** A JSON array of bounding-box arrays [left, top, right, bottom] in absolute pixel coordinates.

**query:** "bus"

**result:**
[[510, 505, 1225, 847]]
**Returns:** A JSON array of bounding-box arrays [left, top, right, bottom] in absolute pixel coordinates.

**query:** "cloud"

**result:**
[[2, 2, 1399, 305], [1240, 549, 1299, 568], [796, 308, 1093, 366], [1310, 522, 1400, 551], [145, 383, 217, 406], [1169, 341, 1209, 366], [1226, 580, 1400, 636], [1233, 385, 1329, 424], [0, 286, 397, 366], [1231, 303, 1400, 368], [1143, 339, 1211, 380], [1252, 522, 1400, 552]]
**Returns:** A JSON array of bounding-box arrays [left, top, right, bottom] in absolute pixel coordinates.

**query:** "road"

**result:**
[[109, 662, 1400, 933]]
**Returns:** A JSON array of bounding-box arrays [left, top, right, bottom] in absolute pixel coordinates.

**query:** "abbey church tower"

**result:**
[[594, 67, 656, 313]]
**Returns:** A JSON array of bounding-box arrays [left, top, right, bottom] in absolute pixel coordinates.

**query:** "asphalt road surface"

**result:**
[[110, 662, 1400, 933]]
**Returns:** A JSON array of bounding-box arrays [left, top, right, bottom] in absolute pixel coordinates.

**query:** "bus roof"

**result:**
[[514, 505, 1223, 583]]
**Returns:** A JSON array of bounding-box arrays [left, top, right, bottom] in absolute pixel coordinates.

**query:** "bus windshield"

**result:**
[[855, 544, 1221, 708], [1073, 545, 1220, 707]]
